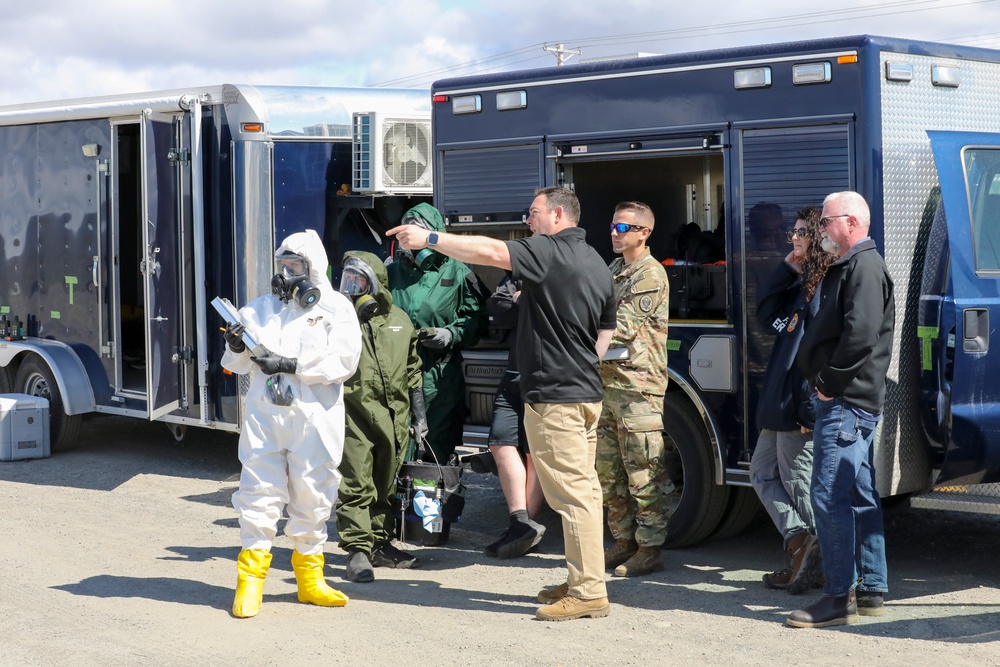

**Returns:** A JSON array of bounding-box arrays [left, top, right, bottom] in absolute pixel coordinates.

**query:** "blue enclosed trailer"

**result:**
[[0, 84, 431, 448], [432, 35, 1000, 545]]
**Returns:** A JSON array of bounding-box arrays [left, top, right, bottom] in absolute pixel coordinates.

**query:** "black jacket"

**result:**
[[756, 261, 815, 431], [796, 239, 895, 414]]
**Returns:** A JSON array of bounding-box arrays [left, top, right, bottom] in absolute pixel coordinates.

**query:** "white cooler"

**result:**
[[0, 393, 50, 461]]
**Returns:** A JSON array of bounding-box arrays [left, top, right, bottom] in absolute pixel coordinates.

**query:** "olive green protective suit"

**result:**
[[335, 251, 422, 555], [387, 203, 488, 463]]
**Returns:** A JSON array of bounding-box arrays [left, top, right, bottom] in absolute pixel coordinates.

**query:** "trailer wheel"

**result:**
[[14, 354, 82, 452], [708, 485, 761, 541], [662, 392, 730, 548]]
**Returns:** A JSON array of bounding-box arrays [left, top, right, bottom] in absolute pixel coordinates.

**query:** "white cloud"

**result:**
[[0, 0, 998, 104]]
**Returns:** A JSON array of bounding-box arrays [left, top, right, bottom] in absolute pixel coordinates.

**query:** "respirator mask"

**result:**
[[339, 257, 380, 321], [395, 214, 439, 271], [271, 252, 321, 309]]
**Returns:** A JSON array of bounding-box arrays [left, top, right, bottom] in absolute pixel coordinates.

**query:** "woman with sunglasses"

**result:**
[[750, 207, 834, 595]]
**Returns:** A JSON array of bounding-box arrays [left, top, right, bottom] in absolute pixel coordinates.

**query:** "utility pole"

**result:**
[[543, 43, 582, 66]]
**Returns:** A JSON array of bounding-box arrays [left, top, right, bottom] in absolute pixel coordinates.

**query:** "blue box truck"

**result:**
[[431, 35, 1000, 545]]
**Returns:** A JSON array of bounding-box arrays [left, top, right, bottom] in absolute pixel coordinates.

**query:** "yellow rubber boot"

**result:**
[[291, 550, 349, 607], [233, 549, 272, 618]]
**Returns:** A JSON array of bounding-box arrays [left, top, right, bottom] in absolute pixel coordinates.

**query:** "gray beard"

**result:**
[[821, 236, 840, 256]]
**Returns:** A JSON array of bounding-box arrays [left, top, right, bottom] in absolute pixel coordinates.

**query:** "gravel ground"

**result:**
[[1, 415, 1000, 667]]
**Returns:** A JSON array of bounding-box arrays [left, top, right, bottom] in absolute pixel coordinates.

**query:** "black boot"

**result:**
[[856, 591, 886, 617], [345, 550, 375, 583], [786, 590, 858, 628]]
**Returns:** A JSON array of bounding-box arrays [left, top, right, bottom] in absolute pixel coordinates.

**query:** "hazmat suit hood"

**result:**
[[343, 250, 393, 312], [402, 202, 446, 233], [275, 229, 339, 310]]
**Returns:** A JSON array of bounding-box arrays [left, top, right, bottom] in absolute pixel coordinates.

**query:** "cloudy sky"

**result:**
[[2, 0, 999, 105]]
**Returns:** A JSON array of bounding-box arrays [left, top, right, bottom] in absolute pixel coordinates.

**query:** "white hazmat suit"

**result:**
[[222, 230, 361, 618]]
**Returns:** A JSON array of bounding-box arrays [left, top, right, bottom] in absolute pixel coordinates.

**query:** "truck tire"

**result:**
[[0, 365, 13, 393], [14, 354, 82, 452], [708, 485, 761, 541], [662, 392, 730, 548]]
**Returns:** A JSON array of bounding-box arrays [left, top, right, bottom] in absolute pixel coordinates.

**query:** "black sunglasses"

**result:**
[[785, 228, 812, 242], [610, 223, 648, 234]]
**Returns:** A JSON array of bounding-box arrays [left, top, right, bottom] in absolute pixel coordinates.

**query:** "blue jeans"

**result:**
[[810, 397, 888, 597]]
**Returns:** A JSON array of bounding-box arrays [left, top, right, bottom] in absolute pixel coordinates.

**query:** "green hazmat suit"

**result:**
[[335, 250, 422, 556], [387, 202, 488, 463]]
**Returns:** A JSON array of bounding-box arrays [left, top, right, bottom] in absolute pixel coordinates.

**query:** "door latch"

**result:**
[[963, 308, 990, 353], [139, 246, 161, 277]]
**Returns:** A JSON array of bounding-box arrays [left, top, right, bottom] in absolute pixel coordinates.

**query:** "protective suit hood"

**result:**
[[402, 202, 446, 233], [275, 229, 339, 310], [343, 250, 393, 311]]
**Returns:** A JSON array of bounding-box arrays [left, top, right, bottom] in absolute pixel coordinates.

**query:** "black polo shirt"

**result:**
[[506, 227, 616, 404]]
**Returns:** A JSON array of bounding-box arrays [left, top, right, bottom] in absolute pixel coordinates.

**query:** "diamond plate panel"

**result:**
[[909, 482, 1000, 514], [879, 51, 1000, 494]]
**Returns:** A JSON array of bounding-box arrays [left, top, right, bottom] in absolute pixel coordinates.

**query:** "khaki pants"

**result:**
[[524, 401, 607, 601]]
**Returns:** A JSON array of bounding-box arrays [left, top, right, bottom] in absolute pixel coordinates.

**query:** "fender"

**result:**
[[666, 368, 726, 485], [0, 338, 96, 416]]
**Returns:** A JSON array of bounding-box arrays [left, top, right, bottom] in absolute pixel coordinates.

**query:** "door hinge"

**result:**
[[167, 147, 190, 165], [172, 346, 193, 364]]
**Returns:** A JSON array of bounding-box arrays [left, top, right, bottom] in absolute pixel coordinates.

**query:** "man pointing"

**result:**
[[388, 188, 616, 622]]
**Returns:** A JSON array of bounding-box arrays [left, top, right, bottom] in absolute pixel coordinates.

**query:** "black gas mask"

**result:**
[[394, 214, 440, 271], [271, 252, 321, 309], [339, 257, 380, 321]]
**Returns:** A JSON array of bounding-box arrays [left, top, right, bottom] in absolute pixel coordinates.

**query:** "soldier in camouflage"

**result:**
[[597, 201, 673, 578]]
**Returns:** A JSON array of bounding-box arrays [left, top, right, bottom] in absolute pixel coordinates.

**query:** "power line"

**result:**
[[369, 0, 999, 88], [566, 0, 942, 47], [571, 0, 998, 54]]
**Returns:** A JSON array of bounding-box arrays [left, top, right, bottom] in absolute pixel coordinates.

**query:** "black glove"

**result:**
[[251, 346, 297, 375], [409, 388, 429, 441], [418, 327, 452, 350], [224, 322, 246, 353]]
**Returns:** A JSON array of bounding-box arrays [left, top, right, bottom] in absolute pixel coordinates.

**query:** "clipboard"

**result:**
[[211, 296, 263, 354]]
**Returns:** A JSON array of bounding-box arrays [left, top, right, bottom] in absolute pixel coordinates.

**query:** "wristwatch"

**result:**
[[427, 232, 440, 246]]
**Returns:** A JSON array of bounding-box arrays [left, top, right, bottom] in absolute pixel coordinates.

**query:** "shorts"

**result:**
[[487, 370, 527, 455]]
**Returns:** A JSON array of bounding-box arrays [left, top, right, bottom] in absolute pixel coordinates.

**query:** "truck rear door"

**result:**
[[925, 130, 1000, 484]]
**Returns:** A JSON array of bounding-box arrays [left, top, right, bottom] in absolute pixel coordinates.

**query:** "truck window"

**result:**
[[963, 148, 1000, 273]]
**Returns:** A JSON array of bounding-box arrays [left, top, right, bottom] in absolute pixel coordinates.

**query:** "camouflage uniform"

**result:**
[[597, 250, 673, 547]]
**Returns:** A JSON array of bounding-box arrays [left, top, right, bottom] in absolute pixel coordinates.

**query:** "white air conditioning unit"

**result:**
[[352, 112, 432, 194]]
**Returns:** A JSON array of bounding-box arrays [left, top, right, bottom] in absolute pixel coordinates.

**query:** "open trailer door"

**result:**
[[141, 112, 190, 420]]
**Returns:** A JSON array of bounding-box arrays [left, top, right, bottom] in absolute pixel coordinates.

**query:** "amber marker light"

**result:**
[[838, 54, 858, 65], [241, 123, 264, 133]]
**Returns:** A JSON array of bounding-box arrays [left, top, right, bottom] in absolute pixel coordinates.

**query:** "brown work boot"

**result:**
[[785, 533, 821, 595], [613, 546, 663, 577], [763, 565, 794, 589], [604, 538, 638, 570], [537, 581, 569, 604], [535, 595, 611, 621]]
